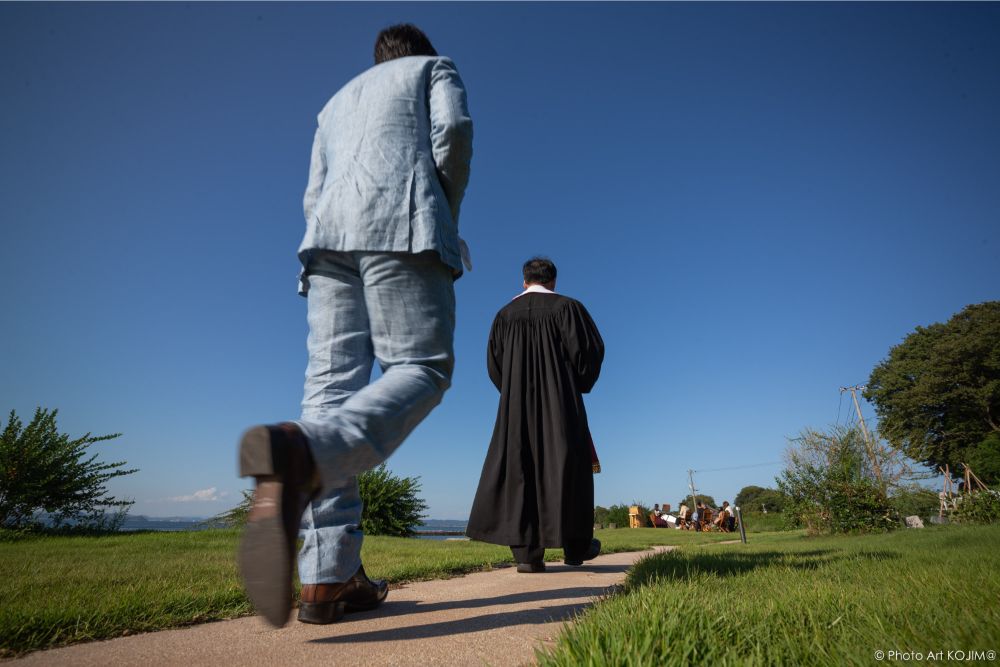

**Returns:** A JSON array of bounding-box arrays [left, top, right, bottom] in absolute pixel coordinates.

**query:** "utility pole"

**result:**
[[687, 469, 698, 512], [840, 384, 883, 484]]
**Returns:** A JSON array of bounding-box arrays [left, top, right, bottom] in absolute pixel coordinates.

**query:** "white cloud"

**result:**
[[166, 487, 229, 502]]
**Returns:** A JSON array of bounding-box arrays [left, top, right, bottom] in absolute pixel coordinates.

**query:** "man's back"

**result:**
[[299, 56, 472, 278]]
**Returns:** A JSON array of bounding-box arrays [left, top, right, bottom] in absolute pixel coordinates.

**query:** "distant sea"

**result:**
[[120, 515, 469, 539]]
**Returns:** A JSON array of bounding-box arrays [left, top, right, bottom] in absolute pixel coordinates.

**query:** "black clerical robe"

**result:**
[[466, 291, 604, 548]]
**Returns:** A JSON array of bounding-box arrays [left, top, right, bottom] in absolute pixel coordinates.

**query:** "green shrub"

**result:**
[[954, 490, 1000, 525], [357, 464, 428, 537], [778, 426, 899, 535]]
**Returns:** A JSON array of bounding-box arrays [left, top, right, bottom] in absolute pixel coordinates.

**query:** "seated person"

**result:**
[[726, 505, 737, 532], [649, 504, 668, 527], [713, 502, 730, 531], [677, 504, 690, 529], [700, 507, 713, 531]]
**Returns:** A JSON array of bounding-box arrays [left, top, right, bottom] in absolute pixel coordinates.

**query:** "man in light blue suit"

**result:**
[[237, 24, 472, 627]]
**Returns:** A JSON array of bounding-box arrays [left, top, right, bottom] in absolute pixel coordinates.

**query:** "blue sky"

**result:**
[[2, 3, 998, 519]]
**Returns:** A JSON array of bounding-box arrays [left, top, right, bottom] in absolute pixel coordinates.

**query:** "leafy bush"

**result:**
[[357, 464, 428, 537], [777, 426, 899, 535], [0, 408, 136, 530], [954, 490, 1000, 525]]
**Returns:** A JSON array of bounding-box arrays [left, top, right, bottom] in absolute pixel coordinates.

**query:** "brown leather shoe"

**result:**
[[298, 564, 389, 624], [237, 423, 320, 628]]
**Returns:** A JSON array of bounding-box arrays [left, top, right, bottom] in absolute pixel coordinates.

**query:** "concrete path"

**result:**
[[16, 547, 671, 667]]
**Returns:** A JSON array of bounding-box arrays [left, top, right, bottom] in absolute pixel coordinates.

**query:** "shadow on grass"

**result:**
[[627, 548, 902, 588]]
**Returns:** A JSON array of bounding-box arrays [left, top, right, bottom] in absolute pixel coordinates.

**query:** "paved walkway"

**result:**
[[16, 547, 672, 667]]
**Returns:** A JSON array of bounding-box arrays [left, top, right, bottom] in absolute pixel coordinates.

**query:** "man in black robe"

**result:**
[[467, 257, 604, 572]]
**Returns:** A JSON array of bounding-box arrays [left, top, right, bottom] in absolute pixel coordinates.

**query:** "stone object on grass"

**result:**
[[607, 522, 617, 529], [904, 515, 925, 528], [930, 515, 950, 525]]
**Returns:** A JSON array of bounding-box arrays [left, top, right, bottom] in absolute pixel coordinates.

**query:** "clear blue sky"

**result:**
[[2, 3, 998, 519]]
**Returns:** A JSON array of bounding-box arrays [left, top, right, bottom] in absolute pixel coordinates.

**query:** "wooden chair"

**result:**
[[700, 508, 714, 532], [628, 505, 642, 529]]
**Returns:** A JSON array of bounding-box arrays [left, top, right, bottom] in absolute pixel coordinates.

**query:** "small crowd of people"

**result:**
[[649, 501, 739, 532]]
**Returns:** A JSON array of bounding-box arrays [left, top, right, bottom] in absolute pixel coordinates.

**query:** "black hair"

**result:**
[[374, 24, 438, 64], [522, 257, 557, 285]]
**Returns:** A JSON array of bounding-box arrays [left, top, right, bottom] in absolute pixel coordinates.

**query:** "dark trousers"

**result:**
[[511, 538, 591, 564]]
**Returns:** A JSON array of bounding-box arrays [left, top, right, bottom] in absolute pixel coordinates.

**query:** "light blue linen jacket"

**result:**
[[298, 56, 473, 293]]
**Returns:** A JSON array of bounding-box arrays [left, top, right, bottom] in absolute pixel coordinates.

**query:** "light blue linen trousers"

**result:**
[[294, 250, 455, 584]]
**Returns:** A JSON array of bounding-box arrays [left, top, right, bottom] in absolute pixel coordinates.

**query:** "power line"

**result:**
[[694, 461, 783, 474]]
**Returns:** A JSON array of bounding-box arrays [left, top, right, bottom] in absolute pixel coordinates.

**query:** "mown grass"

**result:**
[[538, 524, 1000, 666], [0, 526, 720, 657]]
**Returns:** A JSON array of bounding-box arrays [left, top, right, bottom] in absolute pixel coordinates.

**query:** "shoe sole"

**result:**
[[238, 427, 294, 627], [239, 514, 292, 627]]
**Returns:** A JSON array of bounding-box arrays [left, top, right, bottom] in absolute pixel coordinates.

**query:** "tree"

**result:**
[[866, 301, 1000, 481], [777, 425, 898, 534], [676, 494, 717, 510], [0, 408, 136, 530], [735, 485, 788, 513]]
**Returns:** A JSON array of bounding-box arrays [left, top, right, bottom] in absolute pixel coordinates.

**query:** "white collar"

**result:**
[[514, 284, 556, 300]]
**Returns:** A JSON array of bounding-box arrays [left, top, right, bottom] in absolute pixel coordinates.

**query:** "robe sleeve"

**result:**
[[560, 300, 605, 393], [486, 313, 504, 391]]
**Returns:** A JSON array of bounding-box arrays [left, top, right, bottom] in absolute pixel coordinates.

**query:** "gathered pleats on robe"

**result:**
[[466, 292, 604, 548]]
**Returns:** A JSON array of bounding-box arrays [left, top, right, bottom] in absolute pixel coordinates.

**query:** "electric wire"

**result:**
[[693, 461, 783, 474]]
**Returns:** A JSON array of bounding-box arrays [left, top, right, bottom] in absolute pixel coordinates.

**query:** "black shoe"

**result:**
[[516, 561, 546, 573], [564, 539, 601, 567], [298, 564, 389, 624]]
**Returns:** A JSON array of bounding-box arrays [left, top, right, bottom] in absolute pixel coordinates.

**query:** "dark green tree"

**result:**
[[866, 301, 1000, 482], [676, 494, 717, 511], [735, 485, 788, 513], [0, 408, 136, 530], [964, 433, 1000, 487]]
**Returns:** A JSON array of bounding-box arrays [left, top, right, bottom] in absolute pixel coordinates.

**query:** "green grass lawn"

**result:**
[[7, 525, 991, 663], [0, 526, 718, 657], [538, 524, 1000, 666]]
